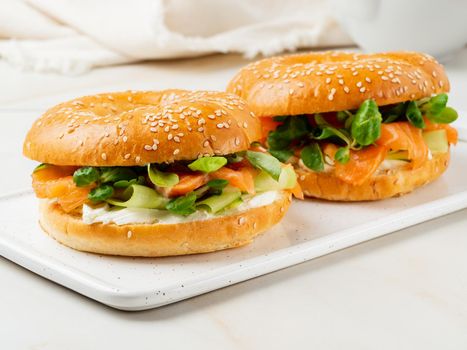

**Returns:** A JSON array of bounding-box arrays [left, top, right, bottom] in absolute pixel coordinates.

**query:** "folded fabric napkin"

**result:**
[[0, 0, 352, 74]]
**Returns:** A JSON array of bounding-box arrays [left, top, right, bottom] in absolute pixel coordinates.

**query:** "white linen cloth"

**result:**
[[0, 0, 352, 74]]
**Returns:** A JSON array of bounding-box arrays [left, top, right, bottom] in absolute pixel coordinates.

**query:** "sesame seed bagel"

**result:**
[[227, 51, 449, 116], [23, 90, 261, 166], [38, 191, 292, 257], [297, 152, 450, 201]]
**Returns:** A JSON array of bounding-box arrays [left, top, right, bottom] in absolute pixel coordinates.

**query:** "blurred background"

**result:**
[[1, 0, 467, 73], [0, 0, 466, 110]]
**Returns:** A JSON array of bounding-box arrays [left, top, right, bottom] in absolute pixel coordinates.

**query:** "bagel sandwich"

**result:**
[[24, 90, 301, 256], [227, 51, 459, 201]]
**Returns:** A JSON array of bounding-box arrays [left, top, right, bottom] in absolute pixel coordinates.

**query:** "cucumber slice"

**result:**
[[254, 171, 281, 192], [423, 130, 448, 154], [107, 184, 168, 209], [278, 165, 298, 189], [254, 166, 297, 192], [386, 151, 409, 161], [197, 187, 241, 213]]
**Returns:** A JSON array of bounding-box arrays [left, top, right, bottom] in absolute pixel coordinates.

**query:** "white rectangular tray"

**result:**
[[1, 142, 467, 311]]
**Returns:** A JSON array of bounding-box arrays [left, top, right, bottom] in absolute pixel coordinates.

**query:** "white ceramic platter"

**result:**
[[1, 141, 466, 311]]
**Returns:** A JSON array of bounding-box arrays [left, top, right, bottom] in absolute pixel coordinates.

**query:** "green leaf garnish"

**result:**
[[188, 156, 227, 173], [351, 99, 382, 146], [88, 184, 114, 202], [269, 149, 293, 162], [206, 179, 229, 191], [336, 110, 352, 122], [147, 164, 179, 187], [426, 106, 458, 124], [33, 163, 49, 173], [73, 167, 100, 187], [405, 101, 425, 129], [419, 94, 457, 124], [335, 146, 350, 164], [426, 93, 448, 115], [300, 143, 324, 172], [273, 116, 288, 122], [312, 126, 351, 145], [382, 103, 405, 123], [166, 192, 197, 216], [100, 167, 137, 183], [246, 150, 282, 180], [113, 176, 145, 188], [267, 116, 310, 150]]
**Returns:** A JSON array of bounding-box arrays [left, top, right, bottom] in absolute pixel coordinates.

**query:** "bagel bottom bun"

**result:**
[[38, 191, 292, 257], [296, 151, 450, 201]]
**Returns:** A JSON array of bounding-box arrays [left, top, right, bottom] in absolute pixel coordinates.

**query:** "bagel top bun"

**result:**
[[23, 90, 261, 166], [227, 51, 450, 117]]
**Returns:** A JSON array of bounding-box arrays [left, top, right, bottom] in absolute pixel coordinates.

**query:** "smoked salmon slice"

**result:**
[[323, 143, 387, 186], [211, 167, 256, 194], [424, 118, 458, 145], [377, 122, 427, 169], [32, 174, 91, 213]]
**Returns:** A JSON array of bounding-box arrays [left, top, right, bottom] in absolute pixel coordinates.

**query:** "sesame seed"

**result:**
[[101, 153, 107, 160], [289, 89, 294, 95], [297, 82, 305, 88], [124, 153, 131, 159], [356, 81, 362, 88], [365, 77, 372, 83], [127, 230, 133, 239], [135, 156, 141, 163], [338, 79, 344, 85], [144, 145, 152, 150], [325, 78, 331, 84], [203, 140, 210, 147], [235, 137, 240, 146], [152, 144, 158, 150], [359, 87, 366, 93], [381, 76, 389, 81], [343, 86, 350, 94], [173, 149, 180, 155], [243, 122, 248, 128], [216, 123, 224, 129], [238, 217, 246, 225], [174, 136, 181, 142]]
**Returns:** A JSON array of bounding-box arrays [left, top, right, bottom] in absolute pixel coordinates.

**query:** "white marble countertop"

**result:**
[[1, 50, 467, 349]]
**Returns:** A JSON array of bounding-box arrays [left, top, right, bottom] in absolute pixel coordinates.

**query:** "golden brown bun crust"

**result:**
[[296, 152, 449, 201], [227, 51, 450, 116], [38, 192, 291, 257], [24, 90, 261, 166]]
